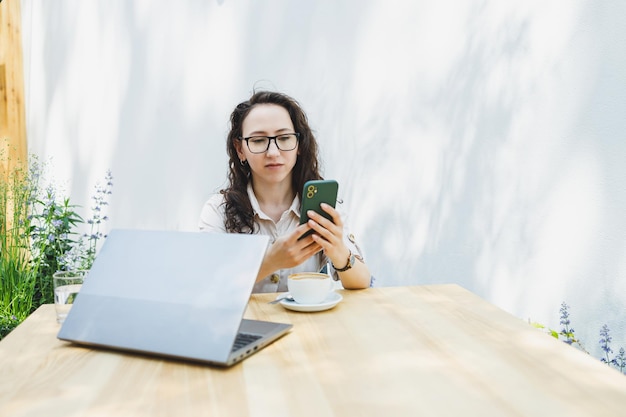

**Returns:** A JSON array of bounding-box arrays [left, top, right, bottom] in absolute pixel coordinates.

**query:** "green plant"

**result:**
[[0, 148, 113, 340], [28, 160, 112, 302], [531, 302, 624, 375], [28, 182, 84, 305], [556, 302, 588, 353], [0, 159, 38, 339], [599, 325, 626, 373]]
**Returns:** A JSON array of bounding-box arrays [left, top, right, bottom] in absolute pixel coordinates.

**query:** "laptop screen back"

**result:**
[[58, 229, 269, 363]]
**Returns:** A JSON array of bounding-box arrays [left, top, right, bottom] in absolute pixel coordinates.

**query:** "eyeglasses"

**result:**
[[241, 133, 300, 154]]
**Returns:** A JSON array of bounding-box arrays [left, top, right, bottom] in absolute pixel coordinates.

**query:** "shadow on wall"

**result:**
[[344, 3, 597, 305], [341, 1, 625, 359], [32, 1, 237, 230]]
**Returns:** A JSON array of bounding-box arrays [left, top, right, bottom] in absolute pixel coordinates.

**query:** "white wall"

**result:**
[[21, 0, 626, 359]]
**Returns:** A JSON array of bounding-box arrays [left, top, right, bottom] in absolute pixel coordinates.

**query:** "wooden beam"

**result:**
[[0, 0, 28, 179]]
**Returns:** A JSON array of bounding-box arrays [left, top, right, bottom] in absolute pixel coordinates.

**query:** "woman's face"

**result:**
[[237, 104, 299, 189]]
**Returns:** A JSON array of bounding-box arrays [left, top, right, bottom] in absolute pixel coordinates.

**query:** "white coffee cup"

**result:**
[[288, 272, 334, 304]]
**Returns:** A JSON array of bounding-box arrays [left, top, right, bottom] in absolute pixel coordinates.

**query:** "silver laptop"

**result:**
[[57, 229, 292, 366]]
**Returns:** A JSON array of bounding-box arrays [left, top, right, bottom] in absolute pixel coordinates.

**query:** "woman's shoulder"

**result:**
[[205, 192, 226, 206], [199, 192, 227, 232], [200, 192, 227, 212]]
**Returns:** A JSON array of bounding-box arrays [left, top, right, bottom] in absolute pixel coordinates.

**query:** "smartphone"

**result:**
[[299, 179, 339, 238]]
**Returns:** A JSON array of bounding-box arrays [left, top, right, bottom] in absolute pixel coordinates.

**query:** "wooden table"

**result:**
[[1, 285, 625, 416]]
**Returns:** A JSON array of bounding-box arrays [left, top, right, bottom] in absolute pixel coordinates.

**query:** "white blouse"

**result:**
[[198, 183, 365, 293]]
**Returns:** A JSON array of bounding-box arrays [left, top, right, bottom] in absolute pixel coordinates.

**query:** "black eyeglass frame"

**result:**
[[240, 133, 300, 154]]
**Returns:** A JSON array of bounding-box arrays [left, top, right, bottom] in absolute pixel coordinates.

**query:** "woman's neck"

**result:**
[[252, 179, 295, 222]]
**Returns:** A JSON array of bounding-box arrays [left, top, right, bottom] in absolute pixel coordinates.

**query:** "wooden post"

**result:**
[[0, 0, 28, 178]]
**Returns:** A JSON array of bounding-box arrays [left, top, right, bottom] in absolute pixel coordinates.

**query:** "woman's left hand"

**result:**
[[307, 203, 351, 267]]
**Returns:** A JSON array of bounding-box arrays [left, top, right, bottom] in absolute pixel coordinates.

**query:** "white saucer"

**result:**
[[279, 292, 343, 312]]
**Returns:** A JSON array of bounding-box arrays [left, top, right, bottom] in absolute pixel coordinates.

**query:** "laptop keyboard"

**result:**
[[231, 332, 262, 352]]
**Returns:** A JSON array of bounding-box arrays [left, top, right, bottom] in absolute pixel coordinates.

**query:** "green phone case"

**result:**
[[299, 179, 339, 225]]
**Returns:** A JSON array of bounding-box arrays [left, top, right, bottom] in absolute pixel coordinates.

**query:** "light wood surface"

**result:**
[[0, 0, 28, 173], [1, 285, 625, 416]]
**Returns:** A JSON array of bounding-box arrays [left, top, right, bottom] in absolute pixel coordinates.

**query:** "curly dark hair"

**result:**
[[221, 91, 322, 233]]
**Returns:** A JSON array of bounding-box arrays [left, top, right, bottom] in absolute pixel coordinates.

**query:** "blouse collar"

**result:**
[[246, 182, 301, 221]]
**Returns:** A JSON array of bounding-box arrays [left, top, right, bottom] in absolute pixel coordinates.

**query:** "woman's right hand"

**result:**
[[256, 223, 322, 281]]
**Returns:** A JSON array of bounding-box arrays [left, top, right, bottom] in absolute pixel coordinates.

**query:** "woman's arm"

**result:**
[[306, 204, 371, 289]]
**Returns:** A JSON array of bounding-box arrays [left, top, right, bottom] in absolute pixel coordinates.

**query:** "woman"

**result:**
[[199, 91, 371, 293]]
